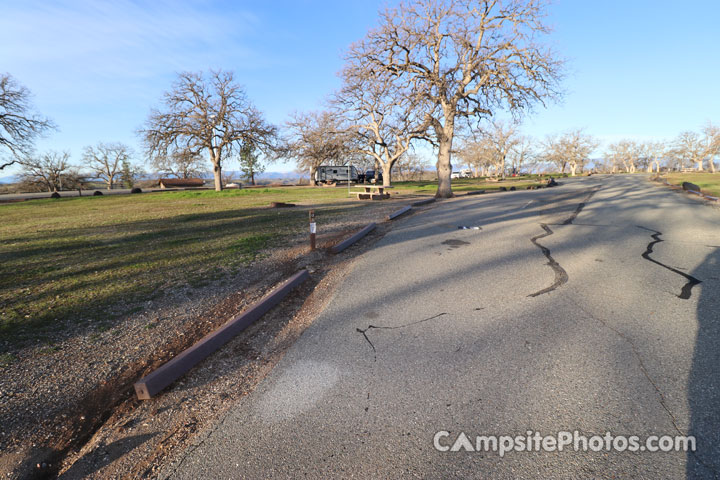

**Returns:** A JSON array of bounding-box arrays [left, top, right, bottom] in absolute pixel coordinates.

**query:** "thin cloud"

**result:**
[[0, 0, 262, 104]]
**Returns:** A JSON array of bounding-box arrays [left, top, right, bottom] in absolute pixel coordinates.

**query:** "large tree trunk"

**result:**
[[213, 164, 223, 191], [569, 162, 577, 176], [433, 116, 455, 198], [436, 135, 454, 198], [381, 161, 393, 186], [696, 161, 704, 171], [708, 158, 716, 173]]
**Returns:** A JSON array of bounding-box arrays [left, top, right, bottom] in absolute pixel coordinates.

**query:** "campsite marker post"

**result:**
[[309, 210, 316, 251]]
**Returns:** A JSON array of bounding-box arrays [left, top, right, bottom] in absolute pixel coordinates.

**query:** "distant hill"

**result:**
[[257, 171, 301, 180], [0, 174, 21, 184]]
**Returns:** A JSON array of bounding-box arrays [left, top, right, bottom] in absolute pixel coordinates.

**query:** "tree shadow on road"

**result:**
[[687, 247, 720, 478]]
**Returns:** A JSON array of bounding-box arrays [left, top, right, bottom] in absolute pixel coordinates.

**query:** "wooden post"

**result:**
[[309, 210, 316, 251]]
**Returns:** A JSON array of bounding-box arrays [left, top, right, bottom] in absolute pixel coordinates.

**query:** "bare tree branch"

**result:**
[[0, 73, 56, 168], [606, 140, 643, 174], [285, 110, 356, 183], [151, 150, 205, 179], [335, 50, 432, 185], [140, 70, 277, 191], [82, 142, 133, 190], [351, 0, 563, 196], [18, 151, 74, 192], [542, 129, 597, 176]]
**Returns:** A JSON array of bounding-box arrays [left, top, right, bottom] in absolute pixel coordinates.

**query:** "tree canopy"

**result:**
[[141, 70, 277, 191], [0, 73, 55, 170]]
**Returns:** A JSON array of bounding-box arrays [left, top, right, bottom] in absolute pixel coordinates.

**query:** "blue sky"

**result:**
[[1, 0, 719, 175]]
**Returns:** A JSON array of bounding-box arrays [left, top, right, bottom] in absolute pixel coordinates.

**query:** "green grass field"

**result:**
[[0, 187, 397, 346], [0, 177, 547, 348], [663, 172, 720, 197]]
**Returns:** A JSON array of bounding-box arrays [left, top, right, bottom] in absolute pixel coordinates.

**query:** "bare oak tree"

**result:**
[[395, 153, 431, 180], [82, 142, 132, 190], [541, 134, 566, 173], [285, 110, 355, 183], [542, 129, 597, 176], [151, 150, 205, 179], [701, 122, 719, 173], [354, 0, 562, 197], [457, 124, 533, 177], [141, 70, 277, 191], [673, 131, 706, 171], [644, 141, 667, 173], [606, 140, 642, 173], [481, 121, 519, 178], [336, 48, 431, 186], [0, 73, 55, 169], [456, 135, 496, 177], [19, 151, 73, 192], [511, 134, 535, 174]]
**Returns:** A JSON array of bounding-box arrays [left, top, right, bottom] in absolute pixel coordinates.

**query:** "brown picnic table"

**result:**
[[353, 185, 393, 200]]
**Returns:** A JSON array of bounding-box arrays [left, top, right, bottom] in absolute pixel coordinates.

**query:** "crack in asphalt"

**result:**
[[637, 226, 702, 300], [529, 186, 600, 297], [356, 313, 448, 362], [528, 224, 569, 297], [569, 298, 718, 478], [561, 186, 601, 225]]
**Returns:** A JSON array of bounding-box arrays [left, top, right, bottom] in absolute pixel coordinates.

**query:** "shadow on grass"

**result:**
[[0, 202, 381, 350]]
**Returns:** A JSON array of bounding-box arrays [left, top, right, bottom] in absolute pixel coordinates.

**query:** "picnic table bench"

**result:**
[[353, 184, 393, 200]]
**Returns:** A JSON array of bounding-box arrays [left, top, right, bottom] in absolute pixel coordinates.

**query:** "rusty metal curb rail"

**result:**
[[134, 270, 310, 400]]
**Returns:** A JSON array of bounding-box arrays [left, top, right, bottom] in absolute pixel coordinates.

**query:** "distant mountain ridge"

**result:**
[[0, 174, 21, 184]]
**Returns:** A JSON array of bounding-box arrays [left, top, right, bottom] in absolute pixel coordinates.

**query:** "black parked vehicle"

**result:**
[[364, 170, 383, 184]]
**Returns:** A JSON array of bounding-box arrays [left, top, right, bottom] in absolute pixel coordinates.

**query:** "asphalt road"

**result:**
[[164, 175, 720, 479]]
